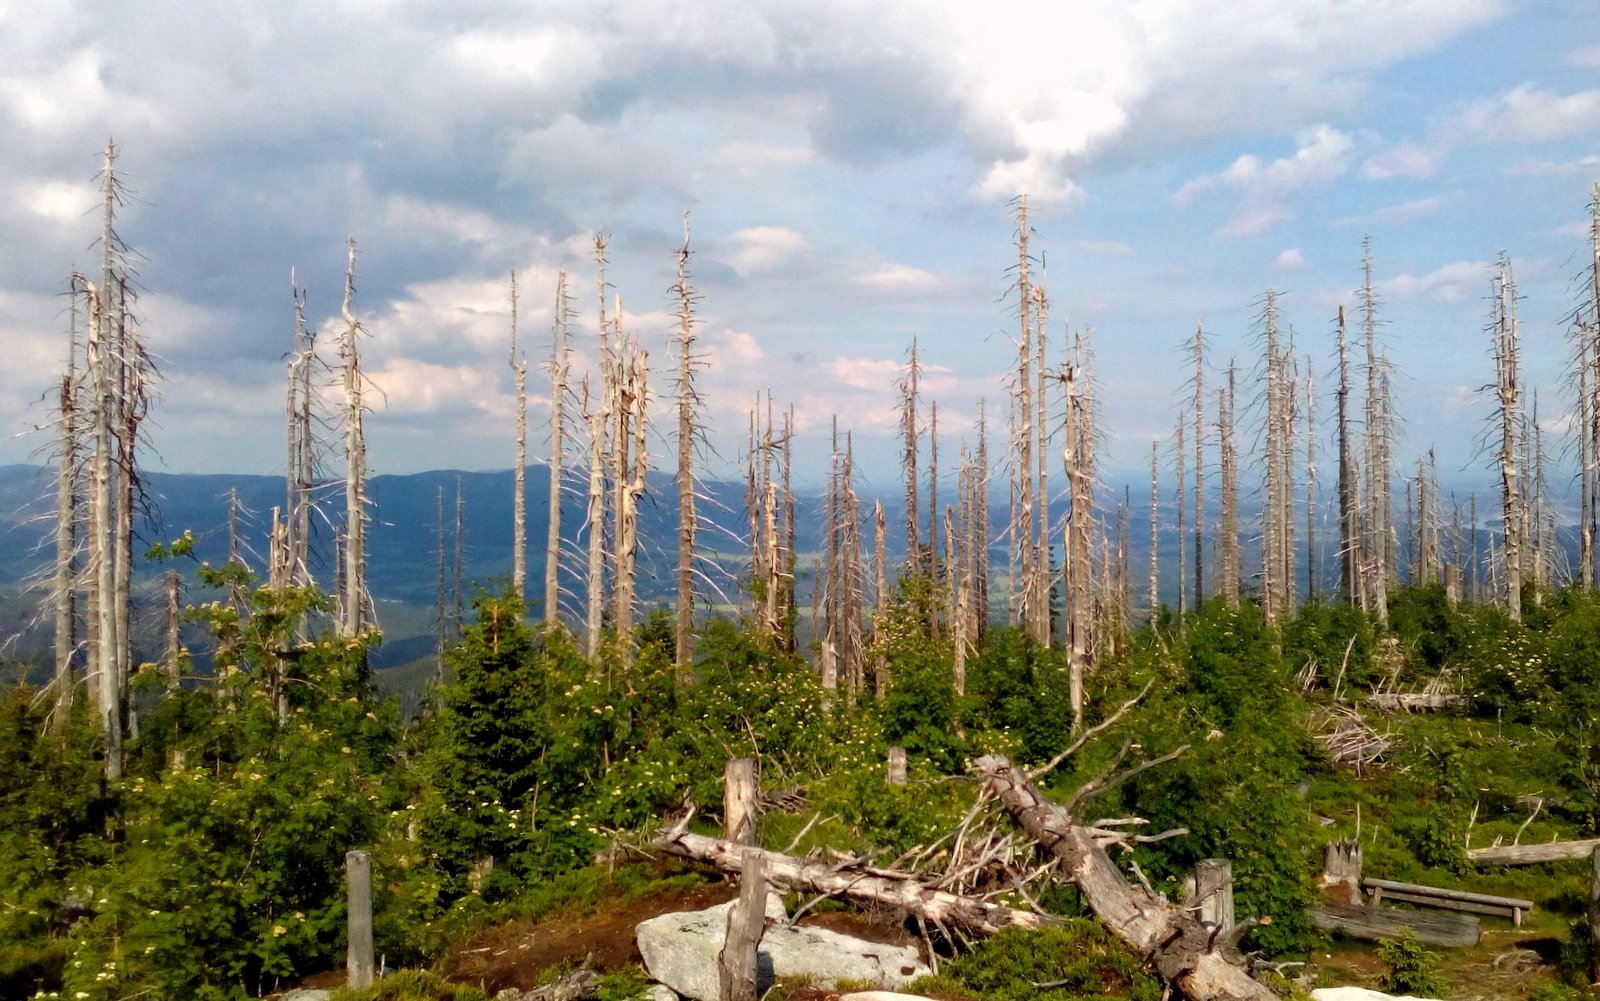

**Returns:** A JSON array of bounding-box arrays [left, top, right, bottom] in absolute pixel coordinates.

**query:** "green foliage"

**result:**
[[1121, 600, 1321, 955], [329, 969, 488, 1001], [909, 921, 1161, 1001], [1376, 929, 1447, 997]]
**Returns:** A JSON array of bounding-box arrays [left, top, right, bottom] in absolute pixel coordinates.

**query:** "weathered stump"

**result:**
[[718, 848, 768, 1001], [346, 850, 374, 989], [725, 757, 758, 845]]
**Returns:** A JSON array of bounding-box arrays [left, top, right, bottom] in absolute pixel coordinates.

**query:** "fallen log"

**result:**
[[1366, 693, 1464, 713], [1468, 838, 1600, 866], [1310, 903, 1480, 948], [653, 828, 1051, 937], [974, 755, 1278, 1001]]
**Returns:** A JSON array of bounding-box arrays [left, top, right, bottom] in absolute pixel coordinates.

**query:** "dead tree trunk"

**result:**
[[1493, 254, 1523, 620], [1218, 366, 1240, 607], [1176, 413, 1186, 619], [1336, 307, 1362, 609], [546, 269, 570, 629], [655, 829, 1049, 937], [1015, 197, 1037, 640], [1190, 323, 1206, 608], [719, 849, 767, 1001], [510, 273, 528, 599], [339, 238, 369, 639], [583, 376, 607, 659], [1149, 441, 1160, 620], [903, 339, 921, 575], [53, 364, 78, 733], [1361, 240, 1390, 621], [975, 756, 1276, 1001], [674, 223, 699, 679]]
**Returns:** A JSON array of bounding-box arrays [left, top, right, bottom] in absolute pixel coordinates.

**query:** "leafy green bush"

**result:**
[[1376, 929, 1447, 997], [330, 968, 488, 1001], [909, 921, 1161, 1001]]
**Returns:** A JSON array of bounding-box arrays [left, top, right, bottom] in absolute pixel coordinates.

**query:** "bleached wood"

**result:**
[[655, 829, 1049, 937]]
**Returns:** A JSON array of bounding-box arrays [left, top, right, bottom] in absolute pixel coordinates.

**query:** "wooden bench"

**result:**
[[1364, 877, 1535, 927]]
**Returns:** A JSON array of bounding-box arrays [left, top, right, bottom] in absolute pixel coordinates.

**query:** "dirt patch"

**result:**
[[442, 882, 737, 995]]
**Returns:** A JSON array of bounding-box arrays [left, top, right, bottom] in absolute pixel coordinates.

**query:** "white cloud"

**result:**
[[1361, 143, 1445, 180], [852, 262, 947, 295], [1385, 261, 1492, 304], [1569, 44, 1600, 68], [1364, 83, 1600, 179], [1373, 196, 1449, 223], [1175, 125, 1353, 237], [1274, 248, 1307, 271], [1455, 84, 1600, 144], [725, 227, 810, 277]]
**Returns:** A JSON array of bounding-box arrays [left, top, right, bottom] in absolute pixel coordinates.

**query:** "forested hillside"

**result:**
[[9, 147, 1600, 1001]]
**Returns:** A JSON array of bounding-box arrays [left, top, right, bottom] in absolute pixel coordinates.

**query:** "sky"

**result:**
[[1, 0, 1597, 496]]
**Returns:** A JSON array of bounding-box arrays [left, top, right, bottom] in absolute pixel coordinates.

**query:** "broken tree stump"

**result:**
[[346, 850, 374, 989], [1589, 846, 1600, 984], [1196, 858, 1235, 932], [887, 746, 907, 787], [719, 848, 767, 1001], [725, 757, 757, 845]]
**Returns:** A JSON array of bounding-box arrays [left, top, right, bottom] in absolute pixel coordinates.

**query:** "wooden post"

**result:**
[[887, 746, 907, 787], [1589, 845, 1600, 984], [346, 850, 374, 989], [718, 848, 768, 1001], [1195, 858, 1234, 932], [724, 757, 757, 846]]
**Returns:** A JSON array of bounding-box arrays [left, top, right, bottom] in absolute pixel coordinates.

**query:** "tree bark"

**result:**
[[719, 849, 767, 1001], [546, 270, 570, 629], [655, 829, 1049, 937], [675, 226, 698, 679]]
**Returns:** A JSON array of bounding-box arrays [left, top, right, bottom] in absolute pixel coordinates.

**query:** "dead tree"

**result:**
[[902, 339, 922, 574], [976, 756, 1276, 1001], [1013, 197, 1038, 641], [1149, 440, 1160, 620], [1303, 356, 1317, 602], [338, 238, 370, 639], [285, 281, 317, 592], [975, 400, 991, 636], [51, 303, 79, 734], [1034, 285, 1051, 644], [673, 220, 701, 679], [1335, 306, 1363, 609], [1217, 364, 1241, 607], [1492, 254, 1524, 619], [582, 374, 608, 658], [1360, 240, 1391, 620], [1188, 323, 1206, 608], [1175, 413, 1186, 619], [510, 273, 528, 598], [545, 269, 571, 629]]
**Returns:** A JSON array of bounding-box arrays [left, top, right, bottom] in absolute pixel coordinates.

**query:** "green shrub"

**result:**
[[909, 921, 1161, 1001], [330, 968, 488, 1001], [1376, 929, 1446, 997]]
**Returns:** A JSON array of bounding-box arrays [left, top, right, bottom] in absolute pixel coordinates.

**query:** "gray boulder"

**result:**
[[636, 894, 928, 1001]]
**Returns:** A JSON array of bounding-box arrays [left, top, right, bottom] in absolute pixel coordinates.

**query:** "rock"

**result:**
[[278, 991, 332, 1001], [1312, 987, 1443, 1001], [840, 993, 941, 1001], [644, 986, 680, 1001], [636, 894, 929, 1001]]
